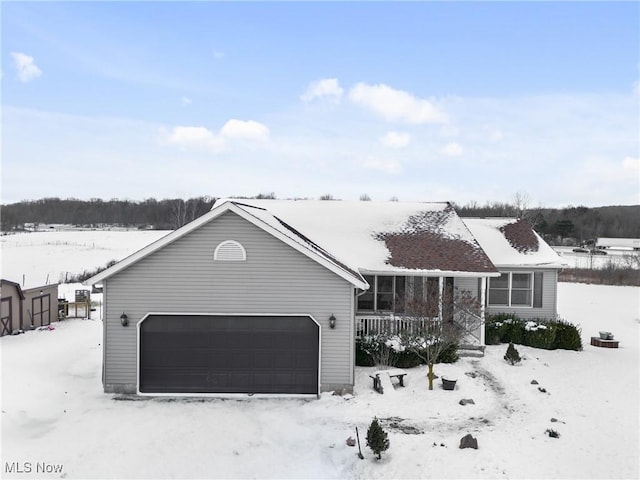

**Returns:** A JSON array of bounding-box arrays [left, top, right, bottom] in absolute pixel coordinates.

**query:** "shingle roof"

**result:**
[[230, 200, 498, 276], [462, 217, 567, 268]]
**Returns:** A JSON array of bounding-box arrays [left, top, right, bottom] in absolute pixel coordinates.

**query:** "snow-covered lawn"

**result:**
[[1, 283, 638, 479], [1, 230, 169, 288]]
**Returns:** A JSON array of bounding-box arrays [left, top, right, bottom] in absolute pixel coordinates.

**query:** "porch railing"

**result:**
[[356, 314, 433, 337], [355, 313, 483, 346]]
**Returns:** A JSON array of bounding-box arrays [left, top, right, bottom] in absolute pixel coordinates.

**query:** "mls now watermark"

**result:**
[[5, 461, 64, 475]]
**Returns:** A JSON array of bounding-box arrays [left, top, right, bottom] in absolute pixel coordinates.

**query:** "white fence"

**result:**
[[356, 315, 433, 337], [355, 314, 482, 345]]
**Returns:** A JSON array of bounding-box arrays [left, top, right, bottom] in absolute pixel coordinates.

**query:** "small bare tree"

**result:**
[[399, 285, 482, 390], [512, 191, 531, 220]]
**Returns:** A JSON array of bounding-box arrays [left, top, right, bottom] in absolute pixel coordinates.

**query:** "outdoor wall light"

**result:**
[[120, 312, 129, 327], [329, 314, 336, 329]]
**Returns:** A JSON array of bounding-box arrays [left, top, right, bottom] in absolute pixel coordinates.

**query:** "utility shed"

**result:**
[[22, 284, 59, 329], [0, 280, 59, 335], [1, 280, 25, 336]]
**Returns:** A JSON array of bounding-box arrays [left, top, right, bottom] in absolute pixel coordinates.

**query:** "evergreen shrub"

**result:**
[[553, 318, 583, 351], [485, 314, 582, 351], [366, 417, 390, 459], [522, 320, 557, 350], [504, 342, 521, 365]]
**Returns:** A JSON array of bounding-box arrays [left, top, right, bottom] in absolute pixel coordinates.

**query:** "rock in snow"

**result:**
[[459, 433, 478, 449]]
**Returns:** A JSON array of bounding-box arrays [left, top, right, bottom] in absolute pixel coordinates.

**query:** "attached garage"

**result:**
[[139, 314, 320, 395]]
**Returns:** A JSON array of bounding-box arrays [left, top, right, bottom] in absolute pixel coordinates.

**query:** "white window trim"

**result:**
[[488, 272, 534, 308], [214, 240, 247, 261]]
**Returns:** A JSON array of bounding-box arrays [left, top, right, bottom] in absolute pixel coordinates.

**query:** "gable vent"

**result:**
[[214, 240, 247, 261]]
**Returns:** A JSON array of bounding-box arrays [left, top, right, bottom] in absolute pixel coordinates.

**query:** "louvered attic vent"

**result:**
[[214, 240, 247, 261]]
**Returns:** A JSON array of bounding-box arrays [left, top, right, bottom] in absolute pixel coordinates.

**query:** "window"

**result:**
[[376, 276, 394, 311], [511, 273, 532, 306], [214, 240, 246, 261], [358, 275, 375, 310], [356, 275, 424, 313], [488, 272, 533, 307]]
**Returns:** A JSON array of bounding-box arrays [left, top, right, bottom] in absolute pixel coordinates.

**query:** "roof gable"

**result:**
[[462, 217, 567, 268], [85, 201, 368, 289]]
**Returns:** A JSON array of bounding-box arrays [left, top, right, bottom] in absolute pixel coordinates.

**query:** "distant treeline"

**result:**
[[2, 195, 639, 243], [0, 197, 216, 231], [455, 201, 640, 244]]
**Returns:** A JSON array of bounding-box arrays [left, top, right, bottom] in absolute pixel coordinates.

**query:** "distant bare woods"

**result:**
[[2, 195, 639, 244]]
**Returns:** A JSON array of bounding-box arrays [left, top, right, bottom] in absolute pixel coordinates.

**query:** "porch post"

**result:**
[[438, 276, 444, 322], [480, 277, 486, 345]]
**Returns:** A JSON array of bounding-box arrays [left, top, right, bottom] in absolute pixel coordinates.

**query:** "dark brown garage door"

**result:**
[[139, 314, 319, 395]]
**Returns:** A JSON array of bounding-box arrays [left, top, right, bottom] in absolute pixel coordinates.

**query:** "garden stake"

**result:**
[[356, 427, 364, 459]]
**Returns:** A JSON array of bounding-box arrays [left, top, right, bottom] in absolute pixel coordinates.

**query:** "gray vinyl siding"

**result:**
[[454, 277, 479, 297], [104, 211, 354, 393], [485, 267, 558, 320]]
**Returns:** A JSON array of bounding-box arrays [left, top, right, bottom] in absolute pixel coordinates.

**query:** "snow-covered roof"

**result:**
[[462, 218, 568, 268], [227, 200, 497, 276]]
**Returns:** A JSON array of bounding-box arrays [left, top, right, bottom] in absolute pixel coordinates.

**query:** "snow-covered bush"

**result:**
[[523, 321, 556, 349], [355, 334, 396, 366], [485, 314, 582, 351], [485, 314, 525, 345]]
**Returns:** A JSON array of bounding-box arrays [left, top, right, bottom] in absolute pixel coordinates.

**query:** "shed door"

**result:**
[[139, 314, 319, 395]]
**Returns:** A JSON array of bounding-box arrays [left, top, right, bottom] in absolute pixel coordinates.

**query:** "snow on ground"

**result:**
[[553, 246, 639, 269], [1, 230, 169, 288], [1, 283, 638, 479]]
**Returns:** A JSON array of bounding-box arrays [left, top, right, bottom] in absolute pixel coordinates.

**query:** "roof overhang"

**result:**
[[359, 269, 501, 278]]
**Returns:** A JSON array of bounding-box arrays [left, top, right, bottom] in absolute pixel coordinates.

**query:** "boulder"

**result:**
[[346, 437, 356, 447], [459, 433, 478, 449], [459, 398, 475, 406]]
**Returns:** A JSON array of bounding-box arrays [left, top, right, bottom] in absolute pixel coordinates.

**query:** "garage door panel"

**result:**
[[140, 315, 319, 394]]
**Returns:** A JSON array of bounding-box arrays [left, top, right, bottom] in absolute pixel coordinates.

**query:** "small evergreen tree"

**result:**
[[504, 342, 522, 365], [366, 417, 390, 460]]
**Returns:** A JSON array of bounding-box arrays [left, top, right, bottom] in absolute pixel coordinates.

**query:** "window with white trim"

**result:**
[[357, 275, 436, 313], [488, 272, 533, 307], [214, 240, 247, 261]]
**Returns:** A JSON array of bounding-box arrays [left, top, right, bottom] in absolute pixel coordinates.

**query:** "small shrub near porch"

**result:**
[[355, 335, 459, 368]]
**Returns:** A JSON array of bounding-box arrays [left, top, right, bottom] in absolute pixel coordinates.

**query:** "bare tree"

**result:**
[[360, 193, 372, 201], [512, 191, 531, 220], [399, 286, 482, 390]]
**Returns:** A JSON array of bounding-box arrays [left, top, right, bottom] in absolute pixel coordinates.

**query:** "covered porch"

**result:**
[[354, 274, 491, 350]]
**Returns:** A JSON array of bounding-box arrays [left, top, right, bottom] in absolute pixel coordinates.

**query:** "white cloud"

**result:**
[[181, 96, 192, 105], [11, 52, 42, 82], [213, 51, 225, 59], [348, 82, 448, 124], [164, 126, 224, 151], [440, 142, 463, 157], [362, 157, 402, 174], [161, 119, 270, 152], [220, 119, 270, 141], [622, 156, 639, 171], [300, 78, 344, 103], [380, 131, 410, 149]]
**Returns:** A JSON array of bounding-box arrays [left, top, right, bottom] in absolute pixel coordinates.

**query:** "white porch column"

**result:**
[[438, 276, 444, 322], [480, 277, 487, 345]]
